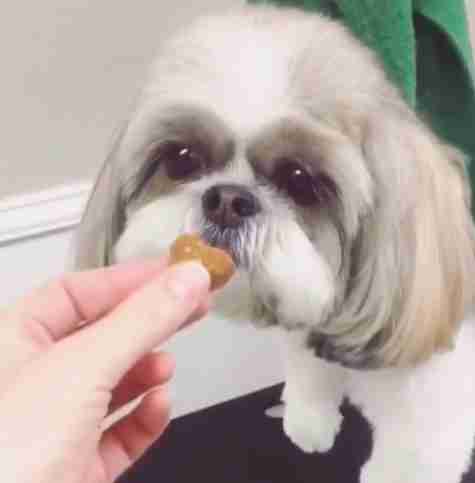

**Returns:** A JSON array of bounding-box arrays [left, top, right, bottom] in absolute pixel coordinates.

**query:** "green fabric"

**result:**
[[249, 0, 475, 208]]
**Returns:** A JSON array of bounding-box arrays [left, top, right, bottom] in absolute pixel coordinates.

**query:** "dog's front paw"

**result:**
[[283, 401, 342, 453]]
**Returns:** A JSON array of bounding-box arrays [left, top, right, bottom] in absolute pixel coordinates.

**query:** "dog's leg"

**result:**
[[281, 333, 346, 453]]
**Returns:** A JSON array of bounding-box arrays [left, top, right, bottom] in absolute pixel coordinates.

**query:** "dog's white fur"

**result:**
[[75, 5, 475, 482]]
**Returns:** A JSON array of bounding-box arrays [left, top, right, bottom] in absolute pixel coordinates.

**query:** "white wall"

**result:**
[[0, 0, 243, 199]]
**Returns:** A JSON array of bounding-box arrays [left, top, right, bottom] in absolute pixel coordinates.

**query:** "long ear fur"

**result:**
[[332, 108, 475, 367], [74, 126, 127, 270]]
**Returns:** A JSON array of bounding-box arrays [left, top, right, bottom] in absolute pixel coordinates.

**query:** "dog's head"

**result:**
[[75, 6, 475, 369]]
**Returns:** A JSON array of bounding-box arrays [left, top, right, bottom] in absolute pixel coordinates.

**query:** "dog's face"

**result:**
[[76, 6, 475, 369]]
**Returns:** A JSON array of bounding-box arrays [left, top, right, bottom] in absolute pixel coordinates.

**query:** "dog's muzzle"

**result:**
[[200, 183, 261, 267]]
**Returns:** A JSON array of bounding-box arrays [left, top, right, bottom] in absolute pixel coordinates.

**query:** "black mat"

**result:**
[[118, 383, 475, 483]]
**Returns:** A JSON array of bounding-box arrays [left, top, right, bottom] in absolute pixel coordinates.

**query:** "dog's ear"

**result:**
[[340, 108, 475, 367], [74, 126, 128, 270]]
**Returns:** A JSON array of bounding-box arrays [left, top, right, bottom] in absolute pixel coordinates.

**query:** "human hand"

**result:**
[[0, 259, 210, 483]]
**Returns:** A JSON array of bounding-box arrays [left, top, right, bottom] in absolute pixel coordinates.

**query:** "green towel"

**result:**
[[249, 0, 475, 208]]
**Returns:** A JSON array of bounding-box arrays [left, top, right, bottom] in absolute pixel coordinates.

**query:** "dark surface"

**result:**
[[118, 384, 372, 483], [118, 383, 475, 483]]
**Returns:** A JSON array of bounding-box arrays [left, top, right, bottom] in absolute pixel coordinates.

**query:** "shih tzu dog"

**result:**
[[75, 5, 475, 482]]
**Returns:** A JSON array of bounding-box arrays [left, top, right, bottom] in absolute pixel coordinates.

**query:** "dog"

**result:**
[[75, 5, 475, 482]]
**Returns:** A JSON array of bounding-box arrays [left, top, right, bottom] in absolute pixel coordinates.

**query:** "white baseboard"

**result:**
[[0, 182, 93, 246]]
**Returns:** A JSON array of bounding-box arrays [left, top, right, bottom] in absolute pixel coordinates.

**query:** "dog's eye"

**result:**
[[272, 159, 338, 206], [162, 142, 206, 180], [273, 159, 319, 206]]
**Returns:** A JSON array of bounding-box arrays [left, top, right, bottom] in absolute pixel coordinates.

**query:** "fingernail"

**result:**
[[166, 262, 210, 300]]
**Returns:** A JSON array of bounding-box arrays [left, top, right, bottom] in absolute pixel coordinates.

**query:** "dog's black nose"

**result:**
[[202, 184, 261, 227]]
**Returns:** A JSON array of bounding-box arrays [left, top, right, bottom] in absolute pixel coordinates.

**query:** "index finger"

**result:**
[[9, 259, 169, 347]]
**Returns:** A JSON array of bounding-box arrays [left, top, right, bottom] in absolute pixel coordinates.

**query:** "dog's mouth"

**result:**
[[200, 224, 248, 268]]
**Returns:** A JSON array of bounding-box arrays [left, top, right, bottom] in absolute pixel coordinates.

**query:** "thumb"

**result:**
[[57, 261, 210, 387]]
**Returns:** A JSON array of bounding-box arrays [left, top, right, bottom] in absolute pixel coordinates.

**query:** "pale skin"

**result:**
[[0, 258, 211, 483]]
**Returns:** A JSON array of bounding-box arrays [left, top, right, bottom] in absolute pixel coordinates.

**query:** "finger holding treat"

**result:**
[[170, 234, 236, 291]]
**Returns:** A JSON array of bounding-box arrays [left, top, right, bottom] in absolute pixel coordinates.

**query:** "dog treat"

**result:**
[[170, 234, 235, 290]]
